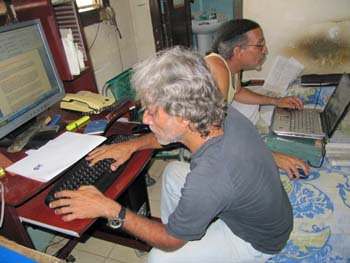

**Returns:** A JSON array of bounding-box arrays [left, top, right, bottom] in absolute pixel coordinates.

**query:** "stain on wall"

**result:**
[[283, 20, 350, 74]]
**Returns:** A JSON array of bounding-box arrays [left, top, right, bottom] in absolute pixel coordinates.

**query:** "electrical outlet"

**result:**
[[99, 8, 108, 21], [99, 7, 115, 21]]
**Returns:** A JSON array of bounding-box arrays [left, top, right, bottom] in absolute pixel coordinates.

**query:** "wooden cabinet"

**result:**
[[13, 0, 98, 93]]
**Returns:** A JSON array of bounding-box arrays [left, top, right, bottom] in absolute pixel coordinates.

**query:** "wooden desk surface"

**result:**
[[0, 101, 138, 206], [0, 102, 154, 236], [16, 149, 153, 237]]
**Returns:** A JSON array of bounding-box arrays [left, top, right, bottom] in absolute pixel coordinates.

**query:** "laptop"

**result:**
[[271, 73, 350, 140]]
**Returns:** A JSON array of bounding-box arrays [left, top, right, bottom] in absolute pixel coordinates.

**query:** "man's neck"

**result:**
[[226, 56, 241, 76], [182, 127, 223, 153]]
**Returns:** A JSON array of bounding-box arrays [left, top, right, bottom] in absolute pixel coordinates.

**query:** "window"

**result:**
[[76, 0, 102, 12], [76, 0, 109, 27]]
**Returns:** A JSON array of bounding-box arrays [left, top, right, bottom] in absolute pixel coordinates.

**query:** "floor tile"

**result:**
[[44, 235, 69, 256], [75, 237, 115, 257], [147, 159, 168, 180], [104, 258, 127, 263], [108, 244, 148, 263], [70, 248, 107, 263], [148, 175, 162, 202], [149, 199, 161, 218]]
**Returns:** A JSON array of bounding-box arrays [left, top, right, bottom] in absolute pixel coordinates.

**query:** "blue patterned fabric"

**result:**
[[263, 83, 350, 262], [266, 162, 350, 263]]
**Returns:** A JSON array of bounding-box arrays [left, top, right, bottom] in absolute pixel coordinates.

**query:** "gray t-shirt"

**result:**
[[166, 106, 293, 254]]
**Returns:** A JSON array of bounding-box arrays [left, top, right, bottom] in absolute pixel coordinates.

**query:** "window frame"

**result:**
[[78, 0, 109, 27]]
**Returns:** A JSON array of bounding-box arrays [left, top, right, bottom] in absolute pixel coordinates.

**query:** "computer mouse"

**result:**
[[293, 167, 309, 179]]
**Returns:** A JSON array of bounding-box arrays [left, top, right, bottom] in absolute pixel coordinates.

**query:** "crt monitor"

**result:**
[[0, 19, 65, 139]]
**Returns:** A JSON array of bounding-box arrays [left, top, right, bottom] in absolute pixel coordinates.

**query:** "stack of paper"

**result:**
[[326, 112, 350, 166], [6, 132, 106, 182], [263, 55, 304, 95], [60, 28, 85, 76]]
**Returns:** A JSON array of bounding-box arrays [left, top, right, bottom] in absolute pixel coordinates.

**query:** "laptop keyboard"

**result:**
[[290, 110, 318, 133]]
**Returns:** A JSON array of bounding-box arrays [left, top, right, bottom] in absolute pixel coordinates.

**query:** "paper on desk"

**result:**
[[6, 132, 106, 182], [263, 55, 304, 95]]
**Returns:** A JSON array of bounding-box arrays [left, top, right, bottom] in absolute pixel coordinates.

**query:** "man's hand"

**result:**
[[50, 186, 118, 222], [86, 140, 137, 171], [275, 96, 303, 110], [272, 152, 309, 180]]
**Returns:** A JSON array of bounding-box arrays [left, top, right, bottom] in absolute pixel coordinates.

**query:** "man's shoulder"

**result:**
[[226, 105, 252, 123], [205, 54, 226, 67]]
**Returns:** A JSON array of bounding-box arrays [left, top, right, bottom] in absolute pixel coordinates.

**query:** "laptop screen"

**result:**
[[323, 74, 350, 137]]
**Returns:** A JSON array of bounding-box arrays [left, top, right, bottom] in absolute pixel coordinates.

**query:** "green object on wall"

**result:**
[[103, 68, 136, 102]]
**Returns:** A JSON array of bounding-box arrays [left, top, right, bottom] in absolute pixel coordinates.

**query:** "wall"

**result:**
[[83, 0, 156, 93], [243, 0, 350, 79], [191, 0, 233, 20]]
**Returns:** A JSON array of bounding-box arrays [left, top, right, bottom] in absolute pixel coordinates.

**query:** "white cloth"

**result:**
[[231, 100, 260, 125], [147, 161, 273, 263]]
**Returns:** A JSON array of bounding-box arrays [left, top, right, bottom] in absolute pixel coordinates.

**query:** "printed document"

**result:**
[[263, 55, 304, 95], [6, 132, 106, 182]]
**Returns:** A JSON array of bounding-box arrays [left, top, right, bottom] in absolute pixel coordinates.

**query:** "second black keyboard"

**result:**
[[45, 134, 134, 206]]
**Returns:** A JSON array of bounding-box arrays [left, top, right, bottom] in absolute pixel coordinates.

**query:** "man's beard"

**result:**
[[150, 126, 184, 146]]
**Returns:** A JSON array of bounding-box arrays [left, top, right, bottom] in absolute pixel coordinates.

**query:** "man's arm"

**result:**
[[86, 133, 161, 170], [234, 87, 303, 109], [51, 186, 186, 251]]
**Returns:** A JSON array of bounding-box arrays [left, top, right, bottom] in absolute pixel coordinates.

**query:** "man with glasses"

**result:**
[[206, 19, 309, 177], [206, 19, 303, 117], [51, 47, 293, 262]]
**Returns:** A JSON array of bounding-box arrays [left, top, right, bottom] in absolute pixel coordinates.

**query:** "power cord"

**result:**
[[307, 138, 326, 168], [104, 6, 122, 39], [0, 181, 4, 228], [99, 5, 124, 71], [88, 22, 101, 50]]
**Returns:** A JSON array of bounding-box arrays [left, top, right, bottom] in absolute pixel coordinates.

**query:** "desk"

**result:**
[[0, 103, 154, 259]]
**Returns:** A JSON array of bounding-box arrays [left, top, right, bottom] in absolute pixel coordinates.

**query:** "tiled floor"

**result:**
[[45, 159, 169, 263]]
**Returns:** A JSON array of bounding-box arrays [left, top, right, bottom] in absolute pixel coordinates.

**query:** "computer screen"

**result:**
[[0, 19, 65, 139]]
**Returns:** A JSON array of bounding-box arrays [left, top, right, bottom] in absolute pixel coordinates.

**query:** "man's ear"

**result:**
[[232, 46, 241, 57], [179, 118, 190, 128]]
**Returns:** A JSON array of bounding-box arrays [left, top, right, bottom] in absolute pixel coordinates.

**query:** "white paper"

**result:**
[[231, 100, 260, 125], [60, 29, 81, 76], [263, 55, 304, 95], [259, 105, 275, 126], [6, 132, 106, 182]]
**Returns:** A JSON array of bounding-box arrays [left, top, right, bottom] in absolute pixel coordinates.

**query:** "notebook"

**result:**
[[271, 73, 350, 140]]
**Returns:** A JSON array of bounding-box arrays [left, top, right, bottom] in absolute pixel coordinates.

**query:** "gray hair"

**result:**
[[131, 46, 227, 137], [211, 19, 261, 60]]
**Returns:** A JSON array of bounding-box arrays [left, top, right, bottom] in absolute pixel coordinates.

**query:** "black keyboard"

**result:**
[[45, 134, 134, 206]]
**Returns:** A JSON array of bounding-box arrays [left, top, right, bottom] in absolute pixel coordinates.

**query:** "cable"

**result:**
[[0, 181, 4, 228], [105, 5, 124, 71], [105, 6, 122, 39], [88, 22, 101, 50], [307, 139, 326, 168], [44, 237, 67, 254]]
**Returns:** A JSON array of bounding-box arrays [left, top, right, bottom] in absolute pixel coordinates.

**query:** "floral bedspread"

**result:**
[[266, 162, 350, 263], [264, 83, 350, 262]]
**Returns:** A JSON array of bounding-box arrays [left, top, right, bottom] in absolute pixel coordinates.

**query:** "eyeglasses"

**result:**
[[245, 43, 266, 50]]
